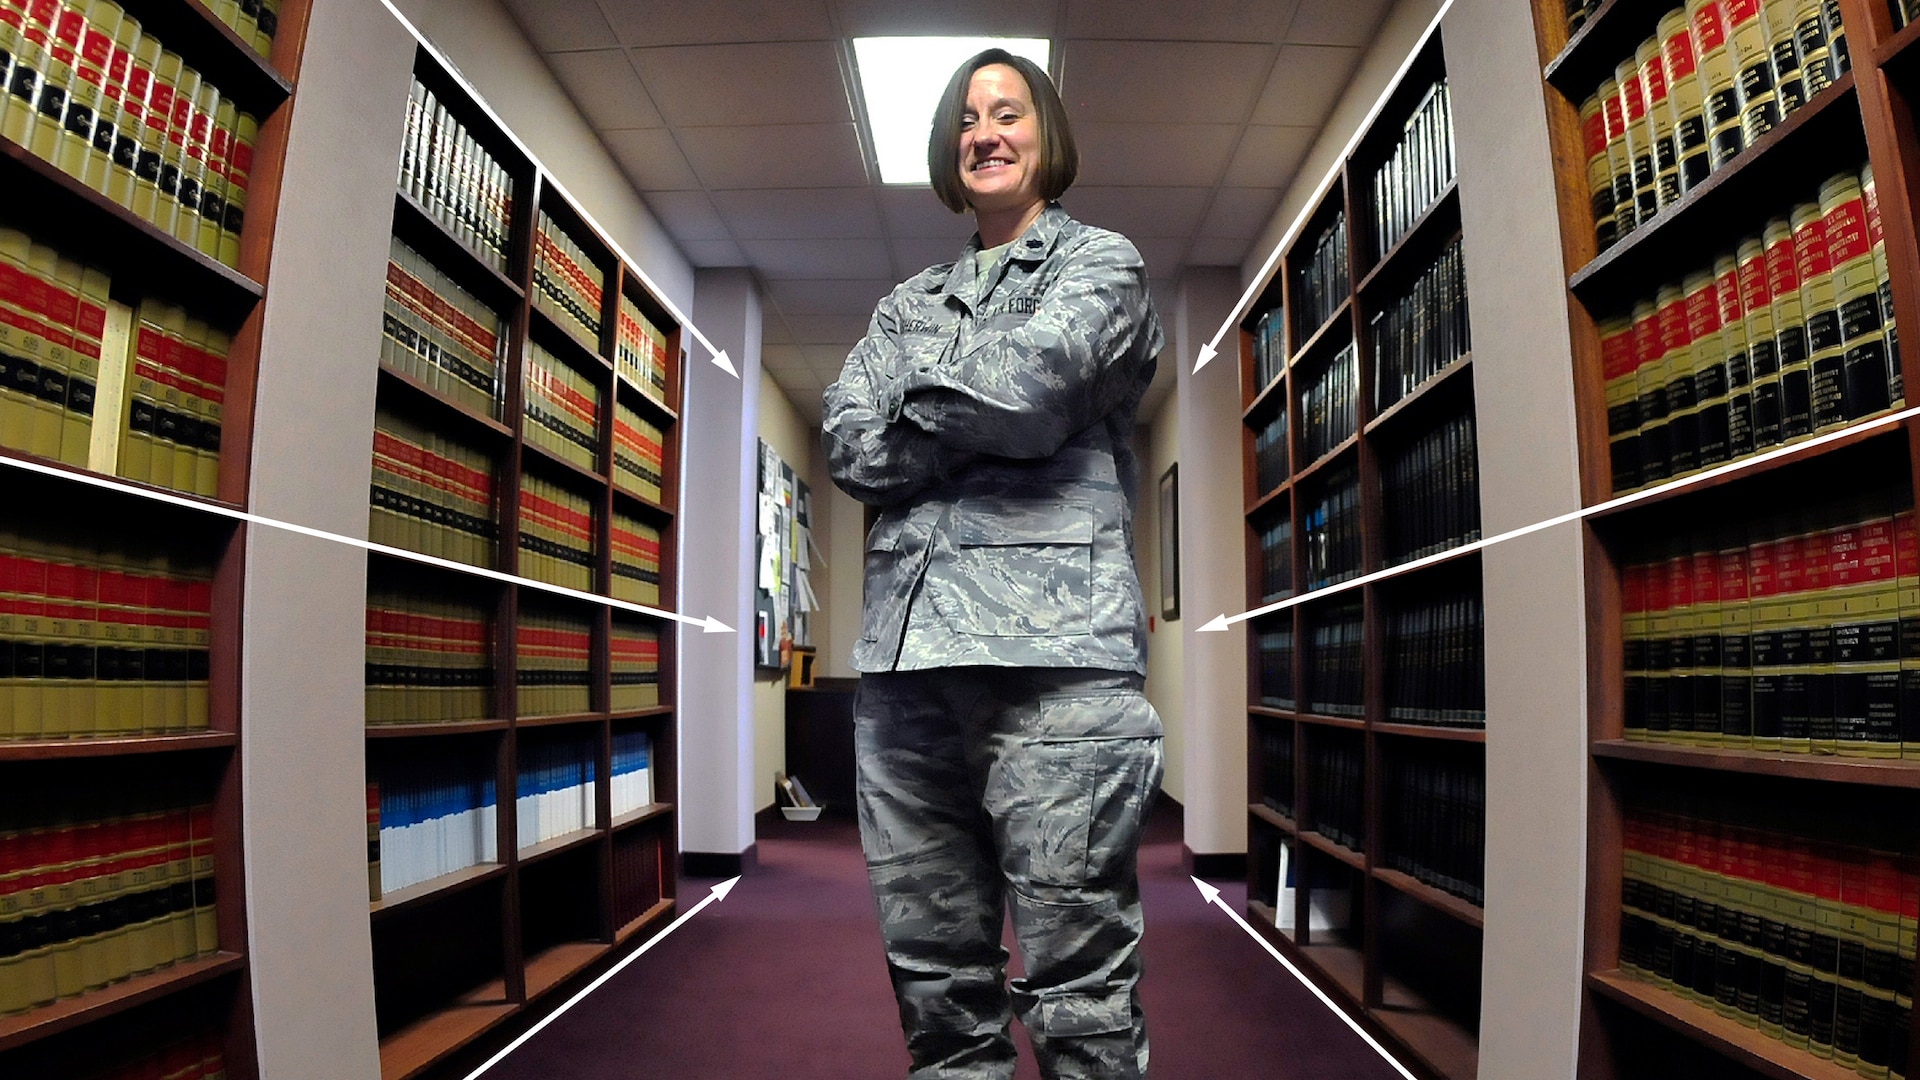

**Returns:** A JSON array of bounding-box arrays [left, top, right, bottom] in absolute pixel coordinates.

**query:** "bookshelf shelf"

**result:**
[[1291, 433, 1358, 487], [1246, 479, 1290, 517], [1374, 977, 1482, 1080], [1591, 739, 1920, 788], [1586, 971, 1865, 1080], [1539, 0, 1665, 93], [0, 951, 247, 1054], [364, 718, 511, 738], [513, 709, 608, 731], [1296, 939, 1368, 1003], [376, 981, 514, 1080], [1243, 367, 1286, 420], [1299, 828, 1368, 870], [523, 941, 608, 1000], [0, 137, 265, 321], [611, 802, 674, 832], [1250, 802, 1298, 835], [521, 436, 607, 487], [0, 447, 249, 517], [612, 483, 675, 522], [614, 373, 678, 426], [1249, 704, 1301, 721], [371, 863, 509, 919], [0, 731, 238, 760], [614, 897, 676, 944], [609, 705, 674, 721], [516, 826, 603, 867], [159, 0, 297, 106], [376, 363, 513, 440], [1363, 351, 1473, 438], [527, 304, 613, 374], [391, 189, 525, 309], [1290, 296, 1353, 368], [1373, 721, 1486, 743], [1293, 711, 1369, 732], [1373, 866, 1484, 929], [1566, 75, 1863, 311], [1877, 15, 1920, 72], [1355, 184, 1460, 300]]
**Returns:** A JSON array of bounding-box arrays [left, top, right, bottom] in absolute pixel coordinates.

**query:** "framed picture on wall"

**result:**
[[1159, 463, 1179, 621]]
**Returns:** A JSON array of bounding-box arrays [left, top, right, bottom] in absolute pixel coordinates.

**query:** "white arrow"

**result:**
[[1192, 238, 1286, 374], [708, 347, 738, 378], [463, 877, 742, 1080], [1190, 877, 1418, 1080], [1197, 401, 1920, 632], [0, 454, 737, 634]]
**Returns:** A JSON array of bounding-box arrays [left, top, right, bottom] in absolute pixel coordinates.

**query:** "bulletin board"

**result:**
[[755, 439, 815, 669]]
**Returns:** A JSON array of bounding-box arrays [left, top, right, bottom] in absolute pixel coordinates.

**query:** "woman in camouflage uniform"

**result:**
[[821, 48, 1166, 1080]]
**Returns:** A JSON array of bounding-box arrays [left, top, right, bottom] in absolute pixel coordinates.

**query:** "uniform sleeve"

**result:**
[[894, 232, 1162, 459], [821, 294, 977, 506]]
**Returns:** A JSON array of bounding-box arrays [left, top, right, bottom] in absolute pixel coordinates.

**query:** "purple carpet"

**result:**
[[482, 804, 1403, 1078]]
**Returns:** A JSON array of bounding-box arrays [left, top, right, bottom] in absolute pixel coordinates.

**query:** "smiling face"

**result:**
[[958, 63, 1044, 219]]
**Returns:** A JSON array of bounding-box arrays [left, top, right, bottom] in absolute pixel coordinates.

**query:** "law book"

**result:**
[[1662, 7, 1713, 192], [1774, 524, 1820, 752], [1861, 162, 1904, 409], [1832, 509, 1901, 758], [609, 620, 659, 711], [1291, 211, 1346, 343], [1821, 170, 1893, 426], [1257, 619, 1294, 710], [1734, 235, 1784, 450], [1761, 0, 1807, 115], [1643, 286, 1684, 484], [1618, 58, 1660, 228], [516, 606, 591, 717], [1666, 552, 1701, 744], [1717, 537, 1755, 746], [1637, 36, 1682, 211], [1803, 521, 1840, 754], [93, 12, 141, 205], [1799, 0, 1840, 94], [1600, 75, 1638, 240], [1685, 268, 1732, 470], [1726, 0, 1783, 146], [1688, 0, 1748, 169], [55, 1, 116, 184], [1764, 215, 1815, 441], [523, 341, 600, 473], [1791, 199, 1846, 434], [534, 210, 605, 354], [1714, 252, 1758, 461], [610, 510, 661, 607], [516, 476, 594, 592], [612, 728, 653, 814], [1898, 509, 1920, 759]]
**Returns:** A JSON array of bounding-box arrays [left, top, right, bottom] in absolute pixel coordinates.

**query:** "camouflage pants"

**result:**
[[854, 667, 1164, 1079]]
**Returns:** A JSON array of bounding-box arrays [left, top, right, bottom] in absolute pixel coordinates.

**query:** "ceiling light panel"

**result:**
[[852, 37, 1050, 185]]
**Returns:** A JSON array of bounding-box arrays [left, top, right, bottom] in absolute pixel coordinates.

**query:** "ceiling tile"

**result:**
[[634, 42, 851, 127], [803, 344, 854, 370], [1250, 44, 1360, 128], [1285, 0, 1393, 47], [1200, 187, 1282, 237], [676, 238, 750, 265], [1128, 237, 1189, 286], [759, 319, 796, 345], [546, 50, 664, 129], [1060, 187, 1210, 241], [501, 0, 617, 53], [1187, 235, 1251, 265], [1073, 123, 1241, 188], [783, 314, 873, 343], [831, 0, 1058, 38], [1221, 125, 1316, 188], [644, 190, 730, 241], [1061, 0, 1300, 41], [892, 236, 965, 279], [676, 124, 869, 188], [711, 188, 884, 239], [1062, 41, 1272, 125], [763, 278, 896, 315], [876, 186, 974, 238], [601, 128, 702, 189], [741, 238, 894, 278], [597, 0, 835, 47], [760, 343, 810, 370]]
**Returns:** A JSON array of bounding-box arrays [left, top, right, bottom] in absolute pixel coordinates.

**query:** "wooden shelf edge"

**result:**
[[177, 0, 297, 98], [1249, 704, 1301, 719], [1873, 15, 1920, 69], [1291, 297, 1354, 367], [1587, 970, 1866, 1080], [1355, 181, 1460, 298], [1591, 738, 1920, 787], [611, 483, 675, 519], [610, 802, 674, 831], [392, 188, 524, 300], [513, 710, 609, 731], [520, 437, 609, 488], [516, 826, 603, 866], [365, 719, 512, 739], [1294, 711, 1368, 731], [1245, 479, 1290, 517], [370, 863, 507, 919], [1370, 985, 1482, 1080], [527, 305, 613, 372], [1372, 866, 1485, 929], [613, 373, 678, 424], [1298, 829, 1368, 870], [609, 705, 674, 722], [377, 363, 513, 438], [0, 951, 246, 1052], [0, 447, 248, 517], [523, 940, 607, 1000], [1293, 432, 1360, 487], [1540, 0, 1627, 86], [614, 897, 677, 944], [1364, 351, 1474, 437], [0, 731, 237, 759], [1242, 366, 1287, 422], [377, 991, 515, 1080], [1249, 802, 1299, 835], [1373, 720, 1487, 742]]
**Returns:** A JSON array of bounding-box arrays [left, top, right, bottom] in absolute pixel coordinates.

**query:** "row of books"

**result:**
[[383, 236, 505, 420], [515, 608, 591, 716], [368, 406, 496, 569], [1580, 1, 1848, 250], [1620, 502, 1920, 756], [1369, 78, 1454, 261], [516, 475, 594, 592], [1386, 589, 1486, 727], [209, 0, 282, 56], [1603, 165, 1901, 495], [609, 621, 660, 712], [1307, 603, 1365, 719], [1, 3, 261, 268], [1254, 513, 1293, 605], [122, 297, 228, 497], [1299, 342, 1357, 464], [611, 729, 654, 815], [0, 227, 109, 470], [1381, 748, 1485, 904], [610, 511, 662, 607], [1255, 720, 1295, 818], [367, 757, 497, 898], [533, 210, 604, 355], [1370, 236, 1470, 414], [612, 827, 664, 927], [1306, 728, 1364, 851], [515, 730, 597, 849], [364, 588, 492, 726], [0, 795, 218, 1017], [523, 340, 601, 475], [1302, 467, 1361, 591], [1381, 409, 1481, 565], [615, 292, 670, 404], [0, 535, 211, 740], [613, 400, 666, 506], [1257, 623, 1295, 710], [400, 77, 514, 273], [1252, 408, 1288, 498], [1250, 304, 1286, 393], [1293, 211, 1348, 346], [1619, 799, 1912, 1075], [84, 1032, 227, 1080]]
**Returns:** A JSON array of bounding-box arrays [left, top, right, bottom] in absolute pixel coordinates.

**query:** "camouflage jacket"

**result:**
[[821, 204, 1163, 673]]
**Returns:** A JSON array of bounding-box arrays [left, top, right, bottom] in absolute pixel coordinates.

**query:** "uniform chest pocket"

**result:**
[[934, 497, 1093, 637]]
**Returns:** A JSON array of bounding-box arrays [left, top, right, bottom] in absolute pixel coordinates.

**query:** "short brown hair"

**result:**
[[926, 49, 1078, 214]]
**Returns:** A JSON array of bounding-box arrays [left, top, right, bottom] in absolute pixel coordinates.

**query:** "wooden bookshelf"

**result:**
[[1239, 24, 1485, 1080], [1531, 0, 1920, 1076], [0, 0, 316, 1076], [358, 44, 684, 1079]]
